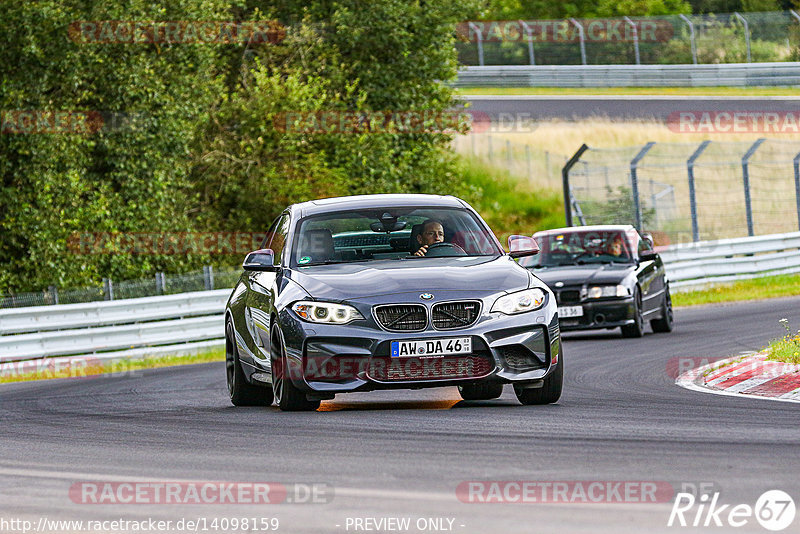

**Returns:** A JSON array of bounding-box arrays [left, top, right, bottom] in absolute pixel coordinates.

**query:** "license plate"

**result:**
[[558, 305, 583, 318], [391, 337, 472, 358]]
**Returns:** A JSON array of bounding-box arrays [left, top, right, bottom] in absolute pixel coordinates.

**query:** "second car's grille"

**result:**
[[374, 304, 427, 331], [558, 290, 581, 304], [432, 301, 481, 330]]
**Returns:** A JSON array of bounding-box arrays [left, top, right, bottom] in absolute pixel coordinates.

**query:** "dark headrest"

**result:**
[[301, 228, 335, 261]]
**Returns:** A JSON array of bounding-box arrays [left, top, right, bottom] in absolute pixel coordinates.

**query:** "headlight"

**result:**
[[491, 288, 546, 315], [292, 301, 364, 324], [587, 285, 629, 298]]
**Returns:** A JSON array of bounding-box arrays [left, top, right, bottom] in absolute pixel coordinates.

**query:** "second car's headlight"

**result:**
[[292, 301, 364, 324], [587, 285, 629, 298], [491, 288, 546, 315]]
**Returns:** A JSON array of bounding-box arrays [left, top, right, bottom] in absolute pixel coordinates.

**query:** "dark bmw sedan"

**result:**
[[518, 225, 673, 338], [225, 194, 562, 411]]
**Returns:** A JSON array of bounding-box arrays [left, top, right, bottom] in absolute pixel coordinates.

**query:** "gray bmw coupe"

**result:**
[[225, 194, 561, 411]]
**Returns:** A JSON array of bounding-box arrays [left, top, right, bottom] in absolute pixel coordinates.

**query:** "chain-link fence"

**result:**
[[457, 11, 800, 66], [452, 134, 569, 190], [0, 266, 242, 309], [563, 139, 800, 245]]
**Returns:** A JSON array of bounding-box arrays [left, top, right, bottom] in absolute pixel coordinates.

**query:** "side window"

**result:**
[[267, 214, 291, 265]]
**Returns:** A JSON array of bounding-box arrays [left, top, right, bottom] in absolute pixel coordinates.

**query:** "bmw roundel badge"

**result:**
[[420, 293, 434, 300]]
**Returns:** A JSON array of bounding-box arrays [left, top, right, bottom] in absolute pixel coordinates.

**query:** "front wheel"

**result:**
[[270, 325, 320, 412], [621, 288, 645, 338], [458, 383, 503, 401], [514, 354, 563, 405], [226, 321, 273, 406], [650, 288, 674, 333]]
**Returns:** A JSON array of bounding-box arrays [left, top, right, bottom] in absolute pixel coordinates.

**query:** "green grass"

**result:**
[[457, 155, 565, 239], [672, 274, 800, 308], [766, 319, 800, 364], [0, 347, 224, 384], [456, 86, 800, 97]]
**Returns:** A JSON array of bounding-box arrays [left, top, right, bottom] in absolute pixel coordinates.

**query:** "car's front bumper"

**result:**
[[557, 296, 635, 331], [276, 299, 560, 394]]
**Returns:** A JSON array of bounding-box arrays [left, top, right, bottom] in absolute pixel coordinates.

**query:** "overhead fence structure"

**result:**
[[560, 139, 800, 245], [456, 11, 800, 67]]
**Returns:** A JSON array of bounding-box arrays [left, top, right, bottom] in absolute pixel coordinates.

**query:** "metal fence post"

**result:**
[[793, 150, 800, 231], [733, 12, 752, 63], [679, 14, 698, 64], [103, 278, 114, 301], [687, 140, 711, 242], [630, 142, 656, 231], [562, 144, 590, 227], [156, 272, 165, 295], [520, 20, 536, 65], [203, 266, 215, 290], [741, 138, 765, 237], [468, 22, 485, 66], [623, 16, 640, 65], [569, 18, 587, 65], [487, 135, 493, 161], [48, 285, 59, 305], [525, 145, 532, 178], [506, 140, 512, 168]]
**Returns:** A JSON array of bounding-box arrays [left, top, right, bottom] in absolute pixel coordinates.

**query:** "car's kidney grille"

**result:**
[[558, 290, 581, 304], [432, 301, 481, 330], [368, 355, 493, 381], [374, 304, 427, 331]]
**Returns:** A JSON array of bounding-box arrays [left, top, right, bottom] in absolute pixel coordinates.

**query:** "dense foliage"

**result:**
[[1, 0, 480, 293]]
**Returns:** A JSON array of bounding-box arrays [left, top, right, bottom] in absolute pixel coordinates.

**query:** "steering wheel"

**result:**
[[424, 242, 467, 257]]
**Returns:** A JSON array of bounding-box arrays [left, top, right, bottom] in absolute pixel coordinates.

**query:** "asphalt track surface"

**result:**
[[2, 296, 799, 534], [462, 95, 800, 121]]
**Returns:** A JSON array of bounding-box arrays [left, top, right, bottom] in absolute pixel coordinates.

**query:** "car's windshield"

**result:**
[[291, 207, 501, 266], [519, 230, 635, 268]]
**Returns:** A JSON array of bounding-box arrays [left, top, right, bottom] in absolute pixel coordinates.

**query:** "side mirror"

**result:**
[[642, 232, 655, 248], [243, 249, 279, 272], [639, 249, 658, 262], [508, 235, 540, 258]]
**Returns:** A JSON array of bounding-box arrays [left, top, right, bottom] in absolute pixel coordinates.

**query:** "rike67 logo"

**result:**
[[668, 490, 796, 531]]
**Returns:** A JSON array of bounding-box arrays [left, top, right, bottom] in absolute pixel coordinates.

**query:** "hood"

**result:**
[[530, 263, 635, 287], [287, 256, 530, 301]]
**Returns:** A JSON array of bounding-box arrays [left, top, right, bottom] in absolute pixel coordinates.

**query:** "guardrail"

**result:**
[[660, 231, 800, 290], [454, 63, 800, 87], [0, 289, 229, 365]]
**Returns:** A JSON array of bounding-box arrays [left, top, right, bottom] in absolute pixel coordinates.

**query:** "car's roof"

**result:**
[[534, 225, 636, 236], [291, 194, 467, 217]]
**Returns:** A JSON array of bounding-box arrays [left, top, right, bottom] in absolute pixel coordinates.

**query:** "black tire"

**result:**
[[270, 325, 320, 412], [226, 321, 273, 406], [458, 383, 503, 401], [650, 287, 674, 333], [513, 352, 563, 405], [620, 287, 645, 338]]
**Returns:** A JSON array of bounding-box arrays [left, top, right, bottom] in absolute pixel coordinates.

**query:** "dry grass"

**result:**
[[454, 120, 800, 242]]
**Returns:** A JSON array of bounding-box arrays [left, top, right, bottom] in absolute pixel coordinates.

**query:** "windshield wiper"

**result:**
[[301, 259, 371, 266]]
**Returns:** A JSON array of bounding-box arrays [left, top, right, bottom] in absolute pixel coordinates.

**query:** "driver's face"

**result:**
[[608, 239, 622, 255], [418, 222, 444, 246]]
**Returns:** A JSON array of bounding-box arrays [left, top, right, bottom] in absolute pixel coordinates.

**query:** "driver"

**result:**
[[413, 219, 445, 257], [604, 235, 626, 257]]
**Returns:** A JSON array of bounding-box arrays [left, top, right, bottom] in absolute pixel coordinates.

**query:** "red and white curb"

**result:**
[[677, 352, 800, 403]]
